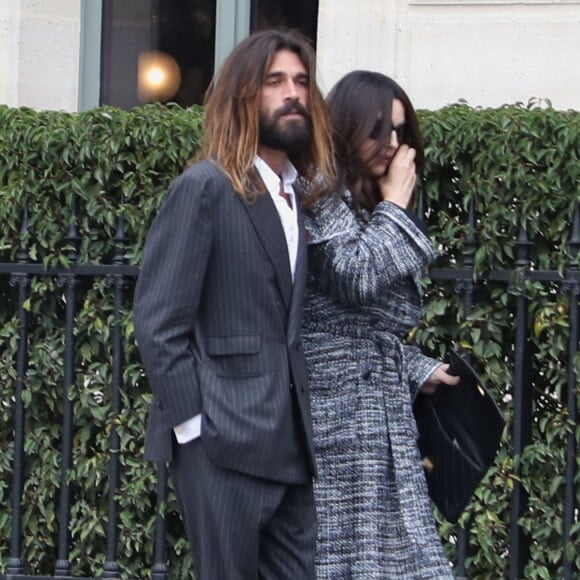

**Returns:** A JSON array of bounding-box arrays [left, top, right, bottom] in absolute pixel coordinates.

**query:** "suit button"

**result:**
[[290, 382, 295, 390], [295, 341, 302, 351]]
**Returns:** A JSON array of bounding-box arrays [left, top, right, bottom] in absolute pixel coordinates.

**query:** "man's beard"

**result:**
[[259, 101, 312, 156]]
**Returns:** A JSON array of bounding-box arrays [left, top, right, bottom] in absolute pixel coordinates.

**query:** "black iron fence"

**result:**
[[0, 201, 578, 579]]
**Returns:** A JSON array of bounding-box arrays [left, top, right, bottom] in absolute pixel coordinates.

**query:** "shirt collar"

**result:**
[[254, 155, 298, 195]]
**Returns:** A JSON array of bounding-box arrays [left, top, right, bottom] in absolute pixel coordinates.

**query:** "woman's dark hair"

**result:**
[[326, 70, 424, 215]]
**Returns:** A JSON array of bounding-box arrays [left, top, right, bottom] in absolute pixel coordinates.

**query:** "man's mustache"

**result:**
[[274, 101, 310, 121]]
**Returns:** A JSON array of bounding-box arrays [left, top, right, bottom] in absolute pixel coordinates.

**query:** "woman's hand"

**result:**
[[420, 363, 461, 395], [379, 144, 417, 208]]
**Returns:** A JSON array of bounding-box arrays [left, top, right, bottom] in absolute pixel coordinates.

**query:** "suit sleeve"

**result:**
[[133, 167, 213, 428], [306, 194, 437, 305]]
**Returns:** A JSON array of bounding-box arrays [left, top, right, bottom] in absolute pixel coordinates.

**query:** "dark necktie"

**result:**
[[279, 181, 293, 209]]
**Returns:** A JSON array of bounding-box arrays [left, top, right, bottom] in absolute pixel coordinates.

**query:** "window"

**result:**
[[100, 0, 318, 109], [100, 0, 216, 108]]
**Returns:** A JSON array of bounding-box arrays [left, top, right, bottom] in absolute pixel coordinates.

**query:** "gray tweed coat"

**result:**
[[302, 192, 453, 579]]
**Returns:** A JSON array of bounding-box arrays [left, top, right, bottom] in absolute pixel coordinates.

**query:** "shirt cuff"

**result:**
[[173, 413, 202, 444]]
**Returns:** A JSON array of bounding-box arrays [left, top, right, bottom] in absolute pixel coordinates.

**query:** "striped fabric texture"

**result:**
[[133, 161, 318, 578]]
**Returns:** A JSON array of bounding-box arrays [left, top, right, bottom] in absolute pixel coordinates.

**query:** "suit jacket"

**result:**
[[133, 160, 315, 483]]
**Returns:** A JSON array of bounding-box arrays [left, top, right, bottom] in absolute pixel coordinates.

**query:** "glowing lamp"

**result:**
[[137, 51, 181, 102]]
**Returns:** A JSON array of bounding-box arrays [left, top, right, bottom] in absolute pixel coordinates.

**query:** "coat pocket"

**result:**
[[206, 334, 262, 378]]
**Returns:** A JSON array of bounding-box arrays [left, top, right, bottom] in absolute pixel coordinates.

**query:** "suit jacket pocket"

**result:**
[[206, 334, 262, 378]]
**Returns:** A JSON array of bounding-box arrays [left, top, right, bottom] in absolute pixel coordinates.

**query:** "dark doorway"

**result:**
[[251, 0, 318, 44]]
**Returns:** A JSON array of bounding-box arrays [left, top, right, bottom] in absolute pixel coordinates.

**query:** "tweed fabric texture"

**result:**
[[303, 192, 453, 579]]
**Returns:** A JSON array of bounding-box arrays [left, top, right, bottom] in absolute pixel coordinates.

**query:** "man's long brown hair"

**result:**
[[200, 29, 335, 198]]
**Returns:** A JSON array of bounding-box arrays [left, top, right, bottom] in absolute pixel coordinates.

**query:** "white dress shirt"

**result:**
[[173, 155, 300, 444], [253, 154, 299, 280]]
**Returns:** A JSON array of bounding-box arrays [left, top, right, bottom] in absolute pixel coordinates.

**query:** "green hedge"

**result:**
[[0, 102, 578, 579], [416, 102, 579, 579], [0, 104, 203, 579]]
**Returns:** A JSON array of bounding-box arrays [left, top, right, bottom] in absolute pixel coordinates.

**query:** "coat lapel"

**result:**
[[242, 192, 293, 310]]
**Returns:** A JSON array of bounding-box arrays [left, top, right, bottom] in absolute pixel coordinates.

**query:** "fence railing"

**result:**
[[0, 201, 578, 580]]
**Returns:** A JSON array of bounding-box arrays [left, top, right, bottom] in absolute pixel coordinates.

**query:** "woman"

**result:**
[[302, 71, 458, 578]]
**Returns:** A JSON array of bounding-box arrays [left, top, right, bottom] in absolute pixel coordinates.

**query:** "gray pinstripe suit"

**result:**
[[133, 160, 316, 578]]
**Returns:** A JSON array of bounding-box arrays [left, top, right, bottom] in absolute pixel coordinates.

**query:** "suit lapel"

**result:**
[[242, 192, 293, 310], [287, 208, 307, 343]]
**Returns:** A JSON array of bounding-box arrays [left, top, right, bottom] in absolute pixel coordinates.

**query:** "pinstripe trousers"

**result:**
[[171, 438, 317, 580]]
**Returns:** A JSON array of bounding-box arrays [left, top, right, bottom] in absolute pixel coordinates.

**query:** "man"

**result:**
[[133, 29, 335, 579]]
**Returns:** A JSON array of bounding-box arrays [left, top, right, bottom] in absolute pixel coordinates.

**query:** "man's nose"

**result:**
[[284, 80, 299, 100]]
